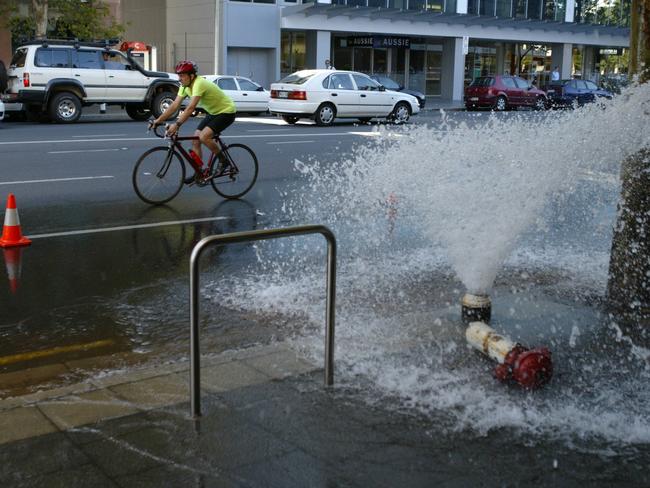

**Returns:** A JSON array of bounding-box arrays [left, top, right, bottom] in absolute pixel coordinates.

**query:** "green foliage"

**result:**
[[8, 0, 126, 44]]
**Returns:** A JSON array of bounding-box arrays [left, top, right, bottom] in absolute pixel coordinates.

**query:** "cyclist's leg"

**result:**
[[199, 112, 236, 158]]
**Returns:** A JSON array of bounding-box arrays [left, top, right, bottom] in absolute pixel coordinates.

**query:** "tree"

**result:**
[[7, 0, 125, 44]]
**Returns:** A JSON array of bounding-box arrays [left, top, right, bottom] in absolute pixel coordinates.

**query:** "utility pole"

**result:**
[[606, 0, 650, 323]]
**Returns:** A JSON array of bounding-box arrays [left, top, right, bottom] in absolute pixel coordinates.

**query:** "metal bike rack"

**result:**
[[190, 225, 336, 418]]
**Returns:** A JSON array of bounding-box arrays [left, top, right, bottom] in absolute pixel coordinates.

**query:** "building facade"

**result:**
[[2, 0, 629, 103]]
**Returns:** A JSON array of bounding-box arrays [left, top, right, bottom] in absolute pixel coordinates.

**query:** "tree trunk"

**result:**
[[31, 0, 48, 38], [606, 0, 650, 324], [607, 149, 650, 321]]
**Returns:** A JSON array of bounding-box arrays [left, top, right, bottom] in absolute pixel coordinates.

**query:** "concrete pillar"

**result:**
[[582, 46, 596, 80], [306, 31, 332, 70], [496, 43, 505, 74], [457, 0, 468, 14], [441, 37, 465, 102], [565, 0, 575, 22], [551, 43, 572, 79]]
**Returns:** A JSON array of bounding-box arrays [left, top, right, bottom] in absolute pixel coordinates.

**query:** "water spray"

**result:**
[[465, 321, 553, 389]]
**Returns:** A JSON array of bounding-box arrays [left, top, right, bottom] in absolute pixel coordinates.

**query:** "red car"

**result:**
[[465, 75, 548, 111]]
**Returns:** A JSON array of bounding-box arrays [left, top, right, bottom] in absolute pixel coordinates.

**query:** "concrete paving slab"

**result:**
[[0, 431, 89, 484], [0, 405, 57, 444], [114, 465, 239, 488], [38, 389, 141, 430], [243, 349, 317, 379], [200, 360, 269, 392], [12, 463, 119, 488], [0, 380, 96, 411], [91, 361, 190, 389], [108, 373, 189, 410]]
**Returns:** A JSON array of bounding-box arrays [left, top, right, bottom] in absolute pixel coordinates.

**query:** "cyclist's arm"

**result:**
[[174, 96, 201, 127], [153, 95, 184, 125]]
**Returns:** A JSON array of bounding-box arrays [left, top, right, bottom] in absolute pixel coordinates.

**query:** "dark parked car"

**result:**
[[542, 79, 613, 108], [464, 75, 548, 111], [370, 74, 426, 108]]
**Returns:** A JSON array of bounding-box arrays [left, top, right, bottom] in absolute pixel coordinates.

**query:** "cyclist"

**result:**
[[151, 60, 236, 181]]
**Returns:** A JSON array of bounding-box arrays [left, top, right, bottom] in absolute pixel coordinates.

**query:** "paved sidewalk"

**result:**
[[2, 340, 649, 487]]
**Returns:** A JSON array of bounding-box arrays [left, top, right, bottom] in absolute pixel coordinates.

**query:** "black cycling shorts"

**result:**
[[197, 112, 236, 134]]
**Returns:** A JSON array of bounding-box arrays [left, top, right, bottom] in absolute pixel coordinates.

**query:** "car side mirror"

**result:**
[[379, 85, 386, 92], [256, 86, 265, 92], [399, 84, 404, 90]]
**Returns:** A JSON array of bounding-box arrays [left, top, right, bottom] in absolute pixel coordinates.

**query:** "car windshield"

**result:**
[[10, 48, 27, 68], [470, 77, 494, 87], [279, 73, 315, 85]]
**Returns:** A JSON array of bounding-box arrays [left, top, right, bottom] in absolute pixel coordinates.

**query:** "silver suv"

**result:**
[[1, 39, 180, 123]]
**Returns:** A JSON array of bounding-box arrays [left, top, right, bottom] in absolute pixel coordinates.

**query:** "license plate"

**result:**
[[278, 91, 289, 99], [547, 89, 555, 94], [470, 97, 478, 101]]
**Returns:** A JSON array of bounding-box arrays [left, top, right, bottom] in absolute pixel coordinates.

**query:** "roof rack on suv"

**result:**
[[17, 37, 120, 50]]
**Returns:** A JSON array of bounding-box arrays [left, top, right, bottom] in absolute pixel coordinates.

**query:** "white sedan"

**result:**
[[269, 69, 420, 126], [203, 75, 269, 115], [0, 99, 4, 122]]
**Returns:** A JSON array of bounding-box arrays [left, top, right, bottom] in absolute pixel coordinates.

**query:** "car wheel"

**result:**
[[126, 104, 151, 121], [534, 97, 547, 111], [152, 91, 176, 118], [314, 103, 336, 126], [282, 115, 299, 124], [48, 92, 82, 123], [390, 102, 411, 124], [494, 96, 507, 112]]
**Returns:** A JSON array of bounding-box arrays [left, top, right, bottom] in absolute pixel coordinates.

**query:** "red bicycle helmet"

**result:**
[[175, 60, 198, 74]]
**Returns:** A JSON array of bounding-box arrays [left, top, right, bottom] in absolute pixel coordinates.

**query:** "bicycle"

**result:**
[[132, 123, 259, 205]]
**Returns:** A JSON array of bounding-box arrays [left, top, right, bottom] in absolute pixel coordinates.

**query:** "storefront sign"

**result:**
[[347, 36, 410, 49]]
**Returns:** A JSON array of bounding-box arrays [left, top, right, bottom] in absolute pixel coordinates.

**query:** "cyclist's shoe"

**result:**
[[216, 159, 231, 175]]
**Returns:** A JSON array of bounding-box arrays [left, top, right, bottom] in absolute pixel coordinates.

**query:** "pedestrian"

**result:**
[[551, 66, 560, 81], [325, 59, 335, 70]]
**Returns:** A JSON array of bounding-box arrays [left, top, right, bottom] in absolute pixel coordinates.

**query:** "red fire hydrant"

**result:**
[[466, 321, 553, 389]]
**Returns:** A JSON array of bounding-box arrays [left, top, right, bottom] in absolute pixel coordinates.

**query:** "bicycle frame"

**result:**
[[152, 125, 227, 177]]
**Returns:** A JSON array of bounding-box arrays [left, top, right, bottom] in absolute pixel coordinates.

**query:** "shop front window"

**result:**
[[354, 47, 372, 73], [467, 0, 478, 14], [368, 0, 387, 6], [464, 44, 497, 85], [388, 0, 406, 8], [332, 38, 352, 71], [280, 31, 306, 79], [445, 0, 457, 11], [373, 49, 388, 73]]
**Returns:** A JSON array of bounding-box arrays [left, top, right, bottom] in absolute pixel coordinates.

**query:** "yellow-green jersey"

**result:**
[[178, 76, 236, 115]]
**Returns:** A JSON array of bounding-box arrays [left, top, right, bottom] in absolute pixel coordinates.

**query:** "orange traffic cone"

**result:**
[[3, 247, 23, 293], [0, 194, 31, 248]]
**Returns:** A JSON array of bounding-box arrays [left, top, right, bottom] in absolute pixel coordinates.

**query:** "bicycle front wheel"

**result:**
[[210, 143, 259, 199], [133, 147, 186, 204]]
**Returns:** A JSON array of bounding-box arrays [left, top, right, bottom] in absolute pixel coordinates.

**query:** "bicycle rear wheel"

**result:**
[[209, 143, 258, 199], [133, 147, 186, 204]]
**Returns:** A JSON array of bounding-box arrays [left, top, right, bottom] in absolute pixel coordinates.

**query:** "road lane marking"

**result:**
[[0, 175, 114, 185], [267, 140, 315, 145], [28, 216, 229, 239], [0, 339, 114, 366], [72, 134, 128, 138], [0, 132, 374, 145], [48, 148, 129, 154]]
